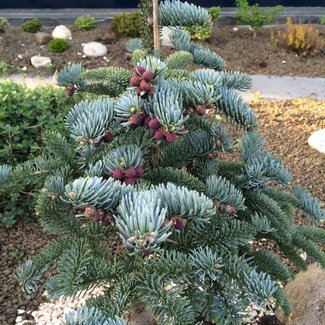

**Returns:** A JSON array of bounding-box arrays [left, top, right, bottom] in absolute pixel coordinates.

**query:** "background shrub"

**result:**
[[0, 82, 81, 227], [21, 18, 41, 33], [112, 12, 141, 37], [235, 0, 283, 31], [48, 38, 68, 53], [184, 24, 213, 41], [75, 15, 96, 31], [0, 82, 74, 164], [208, 6, 220, 21], [320, 16, 325, 25], [0, 18, 9, 33], [273, 17, 324, 57]]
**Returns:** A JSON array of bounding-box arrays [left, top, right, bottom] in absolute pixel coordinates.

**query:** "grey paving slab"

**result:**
[[0, 7, 324, 26], [1, 74, 325, 101], [240, 75, 325, 101]]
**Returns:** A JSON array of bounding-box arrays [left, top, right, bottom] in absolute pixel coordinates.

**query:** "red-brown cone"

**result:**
[[66, 85, 75, 97], [165, 132, 177, 143]]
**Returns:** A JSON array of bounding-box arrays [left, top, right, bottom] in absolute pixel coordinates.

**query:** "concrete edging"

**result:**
[[0, 7, 324, 26]]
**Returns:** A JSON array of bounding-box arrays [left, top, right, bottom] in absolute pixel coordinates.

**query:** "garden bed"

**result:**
[[1, 98, 324, 325], [0, 24, 324, 77]]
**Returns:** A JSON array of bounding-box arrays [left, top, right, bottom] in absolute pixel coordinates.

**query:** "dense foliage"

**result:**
[[235, 0, 283, 31], [0, 83, 80, 227], [75, 15, 96, 31], [48, 38, 69, 53], [0, 18, 8, 33], [21, 18, 42, 33], [112, 12, 142, 37], [273, 17, 324, 57], [6, 1, 325, 324]]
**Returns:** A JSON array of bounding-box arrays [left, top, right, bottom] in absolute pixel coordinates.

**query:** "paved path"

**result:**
[[1, 74, 325, 101], [1, 7, 324, 25], [240, 75, 325, 101]]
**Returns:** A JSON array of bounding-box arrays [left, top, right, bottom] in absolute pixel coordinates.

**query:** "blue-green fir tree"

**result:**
[[2, 1, 324, 324]]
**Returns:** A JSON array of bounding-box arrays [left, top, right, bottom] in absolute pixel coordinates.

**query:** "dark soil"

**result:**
[[0, 220, 56, 325], [0, 23, 324, 77]]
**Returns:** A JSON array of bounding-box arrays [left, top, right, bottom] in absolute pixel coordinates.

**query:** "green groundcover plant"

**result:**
[[4, 1, 324, 324], [0, 83, 80, 227]]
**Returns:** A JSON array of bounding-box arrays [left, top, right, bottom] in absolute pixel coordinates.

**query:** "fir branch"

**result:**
[[64, 307, 127, 325], [81, 67, 132, 97], [216, 87, 257, 130], [293, 186, 325, 223], [160, 0, 211, 27], [251, 249, 293, 282], [137, 274, 195, 325], [206, 175, 246, 210], [145, 167, 206, 193]]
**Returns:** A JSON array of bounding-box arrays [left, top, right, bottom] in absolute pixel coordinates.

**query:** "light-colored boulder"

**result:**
[[35, 32, 52, 45], [308, 129, 325, 154], [30, 56, 52, 68], [278, 263, 325, 325], [82, 42, 107, 57], [52, 25, 72, 40]]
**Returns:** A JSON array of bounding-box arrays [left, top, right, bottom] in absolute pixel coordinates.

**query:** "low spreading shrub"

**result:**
[[0, 18, 9, 33], [235, 0, 283, 31], [0, 82, 81, 227], [112, 12, 141, 37], [21, 18, 42, 33], [320, 16, 325, 25], [184, 24, 213, 41], [273, 17, 324, 57], [208, 6, 220, 21], [48, 38, 68, 53], [75, 15, 96, 31]]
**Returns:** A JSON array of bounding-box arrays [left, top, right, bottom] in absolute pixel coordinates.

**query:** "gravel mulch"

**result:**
[[1, 99, 324, 324]]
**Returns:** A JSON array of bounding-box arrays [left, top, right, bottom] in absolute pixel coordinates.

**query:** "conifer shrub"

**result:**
[[0, 18, 9, 33], [235, 0, 283, 31], [75, 15, 96, 31], [112, 12, 141, 37], [9, 1, 325, 324], [48, 38, 69, 53], [273, 17, 324, 57], [21, 18, 42, 33], [208, 6, 221, 21]]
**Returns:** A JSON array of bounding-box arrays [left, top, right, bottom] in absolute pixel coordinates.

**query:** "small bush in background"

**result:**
[[48, 38, 68, 52], [21, 18, 42, 33], [208, 6, 220, 21], [184, 24, 213, 41], [273, 17, 324, 57], [75, 15, 96, 31], [235, 0, 283, 31], [112, 12, 141, 37], [320, 16, 325, 25], [0, 18, 9, 33], [0, 82, 81, 227]]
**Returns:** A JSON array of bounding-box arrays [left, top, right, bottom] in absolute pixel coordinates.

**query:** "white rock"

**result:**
[[82, 42, 107, 57], [308, 129, 325, 154], [160, 26, 178, 46], [30, 56, 52, 68], [52, 25, 72, 40]]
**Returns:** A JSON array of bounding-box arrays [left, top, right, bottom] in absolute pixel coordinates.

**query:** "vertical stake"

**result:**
[[152, 0, 160, 52]]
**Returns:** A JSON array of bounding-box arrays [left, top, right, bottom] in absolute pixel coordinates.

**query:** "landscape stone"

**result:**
[[30, 56, 52, 68], [278, 263, 325, 325], [52, 25, 72, 40], [35, 32, 52, 45], [82, 42, 107, 57], [308, 129, 325, 154]]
